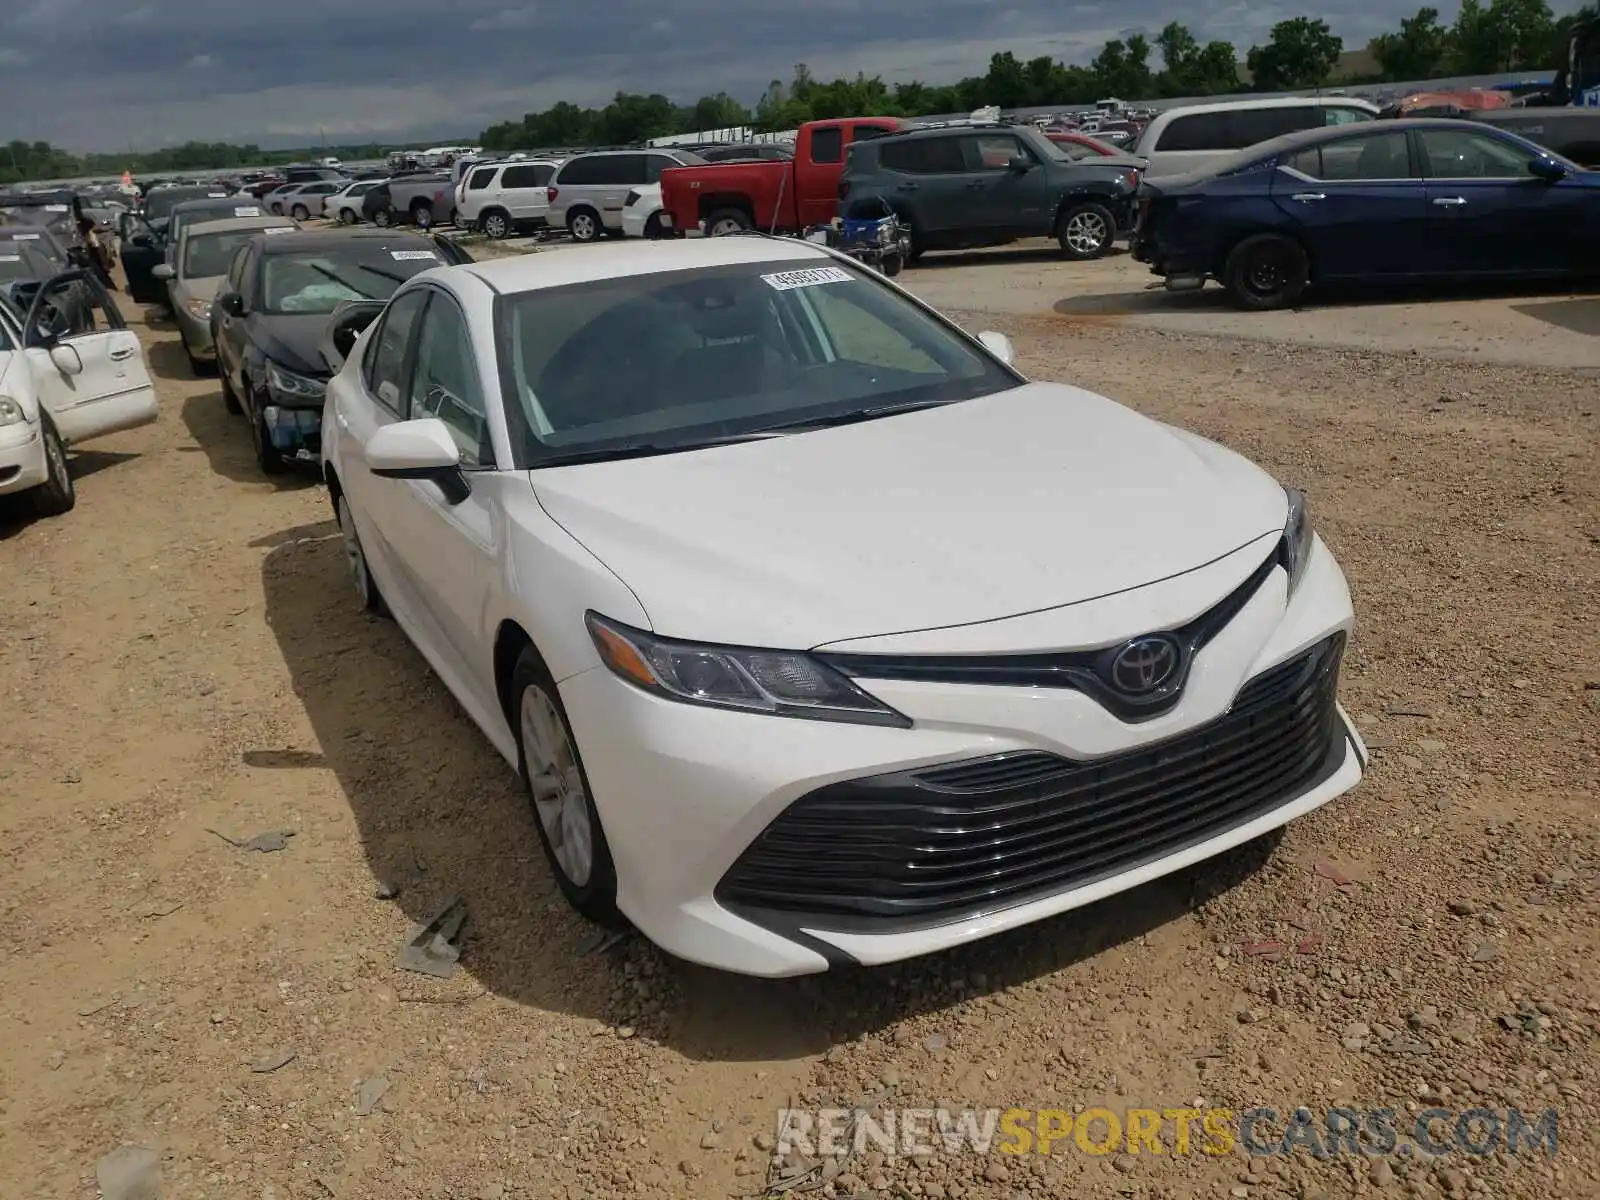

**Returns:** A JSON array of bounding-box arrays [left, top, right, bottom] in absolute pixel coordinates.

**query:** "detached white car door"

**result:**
[[21, 271, 158, 444], [339, 284, 503, 708]]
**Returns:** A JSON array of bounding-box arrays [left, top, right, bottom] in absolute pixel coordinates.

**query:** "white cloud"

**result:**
[[0, 48, 29, 68], [468, 5, 537, 31], [116, 5, 154, 25]]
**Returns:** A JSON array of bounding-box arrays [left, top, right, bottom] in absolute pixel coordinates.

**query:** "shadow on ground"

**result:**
[[1056, 276, 1600, 318], [179, 394, 318, 489], [0, 449, 141, 540], [913, 243, 1130, 270], [258, 522, 1286, 1062]]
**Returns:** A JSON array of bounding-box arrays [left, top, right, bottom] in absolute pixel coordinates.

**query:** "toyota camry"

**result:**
[[321, 236, 1366, 977]]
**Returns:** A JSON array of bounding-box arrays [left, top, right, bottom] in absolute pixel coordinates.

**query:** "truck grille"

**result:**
[[717, 635, 1346, 932]]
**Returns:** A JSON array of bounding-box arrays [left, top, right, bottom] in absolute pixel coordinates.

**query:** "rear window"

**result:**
[[810, 128, 844, 163], [879, 137, 966, 174], [558, 154, 644, 185]]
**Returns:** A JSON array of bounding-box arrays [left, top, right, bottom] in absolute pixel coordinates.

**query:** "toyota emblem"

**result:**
[[1107, 635, 1182, 694]]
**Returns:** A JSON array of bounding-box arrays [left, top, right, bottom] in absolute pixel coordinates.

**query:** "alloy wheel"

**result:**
[[1063, 210, 1109, 256], [520, 685, 593, 886]]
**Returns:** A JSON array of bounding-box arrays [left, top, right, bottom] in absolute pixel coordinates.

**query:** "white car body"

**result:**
[[325, 180, 378, 223], [456, 159, 561, 237], [1134, 96, 1382, 178], [620, 183, 663, 238], [0, 274, 158, 511], [322, 238, 1364, 977]]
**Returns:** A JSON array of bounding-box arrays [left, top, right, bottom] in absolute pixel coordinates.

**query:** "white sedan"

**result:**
[[321, 237, 1365, 977], [620, 183, 664, 238], [0, 271, 159, 516]]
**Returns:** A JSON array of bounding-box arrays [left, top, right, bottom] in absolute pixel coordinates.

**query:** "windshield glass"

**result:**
[[498, 258, 1017, 465], [0, 229, 65, 265], [0, 242, 56, 280], [259, 246, 442, 313], [185, 230, 267, 278], [145, 188, 216, 220]]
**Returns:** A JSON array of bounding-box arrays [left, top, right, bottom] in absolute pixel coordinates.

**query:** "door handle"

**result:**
[[1290, 192, 1326, 201], [108, 345, 135, 361], [1432, 196, 1467, 207], [896, 182, 919, 192]]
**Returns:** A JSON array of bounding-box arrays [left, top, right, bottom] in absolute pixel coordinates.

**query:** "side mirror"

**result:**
[[977, 330, 1015, 366], [1007, 155, 1032, 173], [152, 263, 174, 280], [1528, 157, 1566, 182], [364, 418, 469, 504], [49, 343, 84, 375], [217, 292, 245, 318]]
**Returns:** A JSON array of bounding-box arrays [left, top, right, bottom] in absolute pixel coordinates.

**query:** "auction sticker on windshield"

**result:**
[[0, 255, 20, 262], [263, 227, 295, 235], [44, 204, 69, 212], [234, 206, 261, 216], [761, 266, 852, 290], [10, 232, 38, 239], [391, 250, 438, 260]]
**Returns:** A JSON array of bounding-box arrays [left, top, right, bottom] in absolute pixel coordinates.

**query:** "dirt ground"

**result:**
[[1, 249, 1598, 1200]]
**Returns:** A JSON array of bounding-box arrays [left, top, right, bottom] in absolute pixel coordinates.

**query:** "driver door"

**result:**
[[121, 215, 167, 304], [23, 270, 158, 443]]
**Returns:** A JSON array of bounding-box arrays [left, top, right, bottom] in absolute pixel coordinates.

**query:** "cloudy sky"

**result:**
[[1, 0, 1457, 152]]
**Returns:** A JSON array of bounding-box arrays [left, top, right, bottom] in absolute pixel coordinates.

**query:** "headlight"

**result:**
[[586, 612, 910, 728], [0, 396, 25, 426], [266, 361, 326, 399], [183, 297, 211, 320], [1279, 487, 1313, 594]]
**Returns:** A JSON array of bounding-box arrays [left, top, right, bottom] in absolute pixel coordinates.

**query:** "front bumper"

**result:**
[[262, 403, 322, 462], [174, 307, 214, 356], [0, 421, 48, 495], [559, 536, 1363, 977]]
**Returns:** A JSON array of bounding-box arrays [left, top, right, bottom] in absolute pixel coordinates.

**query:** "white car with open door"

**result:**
[[0, 269, 159, 516], [321, 237, 1364, 977]]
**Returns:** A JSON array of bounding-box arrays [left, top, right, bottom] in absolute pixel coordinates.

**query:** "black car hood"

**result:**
[[249, 313, 332, 377]]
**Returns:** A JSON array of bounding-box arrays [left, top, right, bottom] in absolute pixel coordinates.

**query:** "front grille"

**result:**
[[718, 635, 1347, 933]]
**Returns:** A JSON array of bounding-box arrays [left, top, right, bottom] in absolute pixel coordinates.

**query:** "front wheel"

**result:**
[[512, 650, 622, 926], [248, 390, 287, 475], [290, 204, 310, 221], [337, 206, 357, 225], [336, 494, 387, 615], [704, 207, 753, 236], [32, 414, 75, 517], [880, 252, 904, 278], [1056, 201, 1116, 260], [643, 213, 663, 240], [219, 363, 242, 414], [1223, 233, 1310, 311]]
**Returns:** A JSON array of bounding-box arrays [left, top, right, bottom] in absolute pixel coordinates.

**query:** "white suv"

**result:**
[[545, 148, 707, 242], [456, 160, 561, 239]]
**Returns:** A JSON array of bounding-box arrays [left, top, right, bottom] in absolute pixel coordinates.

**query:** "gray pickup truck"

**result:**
[[362, 171, 457, 229]]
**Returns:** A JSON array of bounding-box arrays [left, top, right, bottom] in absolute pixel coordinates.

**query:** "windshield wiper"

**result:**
[[534, 431, 786, 468], [755, 398, 957, 434]]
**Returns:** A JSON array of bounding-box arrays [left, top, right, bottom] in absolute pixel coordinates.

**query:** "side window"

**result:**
[[237, 246, 260, 307], [879, 137, 966, 174], [1154, 113, 1227, 152], [967, 134, 1023, 170], [608, 154, 648, 185], [1231, 106, 1319, 148], [226, 244, 249, 291], [468, 166, 497, 190], [644, 154, 679, 184], [1287, 131, 1414, 181], [501, 165, 543, 189], [1418, 129, 1535, 178], [810, 128, 844, 164], [555, 157, 598, 186], [529, 163, 555, 187], [362, 289, 429, 413], [1324, 106, 1374, 126], [407, 293, 494, 467], [851, 125, 894, 144]]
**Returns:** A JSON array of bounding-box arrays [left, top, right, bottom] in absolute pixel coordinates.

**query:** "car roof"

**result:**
[[1154, 95, 1381, 118], [257, 228, 441, 255], [183, 215, 297, 237], [171, 195, 256, 214], [460, 234, 832, 293], [1238, 116, 1523, 159]]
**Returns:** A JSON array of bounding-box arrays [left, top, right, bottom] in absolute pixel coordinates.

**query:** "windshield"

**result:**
[[0, 242, 56, 280], [146, 188, 219, 220], [185, 230, 267, 278], [498, 258, 1018, 466], [259, 246, 442, 313], [0, 229, 65, 265]]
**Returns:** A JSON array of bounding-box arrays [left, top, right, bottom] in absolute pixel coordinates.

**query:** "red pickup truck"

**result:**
[[659, 117, 904, 237]]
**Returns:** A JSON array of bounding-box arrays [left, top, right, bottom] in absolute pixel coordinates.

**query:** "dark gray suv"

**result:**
[[840, 123, 1143, 260]]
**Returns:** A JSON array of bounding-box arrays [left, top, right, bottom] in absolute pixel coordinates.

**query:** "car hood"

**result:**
[[532, 382, 1289, 649], [249, 313, 331, 377]]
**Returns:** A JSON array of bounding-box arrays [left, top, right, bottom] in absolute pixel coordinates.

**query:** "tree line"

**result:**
[[2, 0, 1593, 182]]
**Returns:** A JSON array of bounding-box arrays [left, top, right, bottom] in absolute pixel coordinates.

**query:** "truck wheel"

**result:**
[[567, 209, 601, 242], [411, 201, 435, 229], [880, 253, 904, 278], [372, 207, 393, 228], [1222, 233, 1309, 311], [705, 208, 753, 236], [1056, 201, 1116, 260]]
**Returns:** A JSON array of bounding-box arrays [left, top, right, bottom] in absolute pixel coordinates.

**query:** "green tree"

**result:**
[[1451, 0, 1557, 72], [1369, 7, 1453, 79], [1157, 21, 1242, 94], [1246, 17, 1344, 90], [690, 93, 751, 131]]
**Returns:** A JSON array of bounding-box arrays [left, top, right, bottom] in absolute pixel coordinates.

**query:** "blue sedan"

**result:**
[[1130, 118, 1600, 309]]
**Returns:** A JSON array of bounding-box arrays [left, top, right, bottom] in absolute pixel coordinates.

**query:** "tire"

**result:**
[[511, 648, 622, 926], [880, 252, 904, 278], [372, 207, 393, 228], [1056, 201, 1116, 260], [290, 204, 310, 221], [337, 206, 356, 225], [411, 201, 434, 230], [185, 344, 215, 377], [643, 213, 663, 240], [704, 207, 753, 236], [248, 388, 287, 475], [31, 414, 75, 517], [270, 203, 284, 216], [481, 210, 511, 239], [566, 208, 601, 242], [336, 493, 387, 616], [220, 364, 242, 414], [1223, 233, 1310, 311]]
